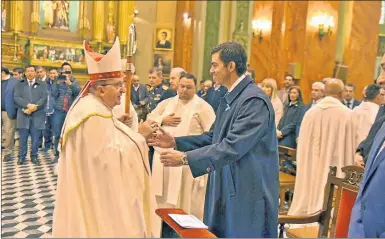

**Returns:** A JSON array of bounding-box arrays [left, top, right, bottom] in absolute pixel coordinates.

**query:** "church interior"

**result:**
[[1, 0, 385, 238]]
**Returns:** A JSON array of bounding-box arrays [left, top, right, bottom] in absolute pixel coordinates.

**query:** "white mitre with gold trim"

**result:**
[[80, 37, 122, 97]]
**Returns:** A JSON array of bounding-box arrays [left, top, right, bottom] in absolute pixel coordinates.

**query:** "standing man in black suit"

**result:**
[[14, 66, 47, 165], [131, 74, 149, 122], [343, 83, 361, 109], [206, 78, 228, 112]]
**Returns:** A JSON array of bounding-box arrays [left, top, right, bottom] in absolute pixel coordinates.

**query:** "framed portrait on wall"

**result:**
[[153, 51, 173, 75], [153, 27, 174, 51]]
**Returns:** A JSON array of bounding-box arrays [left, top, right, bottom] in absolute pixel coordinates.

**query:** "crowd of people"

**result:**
[[2, 38, 385, 238]]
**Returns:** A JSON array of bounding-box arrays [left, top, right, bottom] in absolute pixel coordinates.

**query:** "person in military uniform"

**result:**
[[147, 67, 169, 113]]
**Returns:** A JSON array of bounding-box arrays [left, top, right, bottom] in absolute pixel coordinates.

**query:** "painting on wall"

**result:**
[[30, 39, 86, 69], [40, 0, 79, 32], [153, 27, 174, 51], [153, 52, 173, 76]]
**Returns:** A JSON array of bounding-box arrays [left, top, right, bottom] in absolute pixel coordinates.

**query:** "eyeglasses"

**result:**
[[101, 81, 124, 88]]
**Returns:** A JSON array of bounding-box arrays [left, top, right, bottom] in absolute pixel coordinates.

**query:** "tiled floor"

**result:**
[[1, 143, 56, 238]]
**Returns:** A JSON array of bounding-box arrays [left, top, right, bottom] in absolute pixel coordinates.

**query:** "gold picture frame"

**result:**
[[29, 37, 86, 69], [153, 26, 174, 51], [153, 51, 173, 76]]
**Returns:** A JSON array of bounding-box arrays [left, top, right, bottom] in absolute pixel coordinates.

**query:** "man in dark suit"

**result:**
[[343, 83, 361, 109], [206, 80, 228, 112], [296, 81, 325, 138], [156, 31, 172, 49], [14, 66, 48, 165], [149, 41, 279, 238], [2, 67, 18, 161], [131, 74, 149, 122], [349, 121, 385, 238]]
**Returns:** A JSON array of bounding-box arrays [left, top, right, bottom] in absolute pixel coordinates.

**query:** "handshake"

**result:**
[[23, 104, 38, 115]]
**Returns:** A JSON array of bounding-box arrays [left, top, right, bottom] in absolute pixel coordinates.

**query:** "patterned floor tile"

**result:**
[[2, 140, 56, 238]]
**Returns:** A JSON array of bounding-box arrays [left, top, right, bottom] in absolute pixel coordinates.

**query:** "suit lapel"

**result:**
[[363, 122, 385, 188]]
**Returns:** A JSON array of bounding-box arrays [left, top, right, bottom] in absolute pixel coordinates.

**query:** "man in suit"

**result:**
[[296, 81, 325, 138], [205, 78, 228, 112], [2, 67, 18, 161], [278, 74, 295, 104], [14, 66, 48, 165], [156, 31, 172, 49], [349, 121, 385, 238], [149, 41, 279, 238], [131, 74, 149, 122], [343, 83, 361, 109], [36, 66, 52, 150], [196, 80, 205, 97]]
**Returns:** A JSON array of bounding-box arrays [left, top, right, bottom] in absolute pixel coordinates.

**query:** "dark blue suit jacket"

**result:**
[[14, 79, 48, 130], [175, 76, 279, 237], [130, 84, 149, 105], [5, 77, 18, 119], [349, 122, 385, 238], [206, 85, 228, 112]]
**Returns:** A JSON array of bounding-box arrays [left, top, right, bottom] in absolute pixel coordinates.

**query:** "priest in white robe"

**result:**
[[352, 84, 384, 148], [52, 37, 159, 238], [288, 78, 355, 216], [147, 72, 215, 232]]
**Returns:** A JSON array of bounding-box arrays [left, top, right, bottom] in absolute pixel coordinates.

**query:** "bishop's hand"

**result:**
[[147, 127, 176, 148], [139, 120, 158, 139]]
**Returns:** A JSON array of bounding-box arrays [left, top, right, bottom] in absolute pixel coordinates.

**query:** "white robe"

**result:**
[[112, 93, 139, 132], [352, 101, 379, 148], [52, 94, 158, 238], [147, 95, 215, 232], [288, 96, 355, 216]]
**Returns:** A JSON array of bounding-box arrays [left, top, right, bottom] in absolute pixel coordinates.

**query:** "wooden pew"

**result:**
[[278, 145, 297, 214], [278, 165, 364, 238], [156, 208, 216, 238]]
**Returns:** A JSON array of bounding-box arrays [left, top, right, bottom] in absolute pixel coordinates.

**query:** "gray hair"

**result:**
[[312, 81, 325, 92]]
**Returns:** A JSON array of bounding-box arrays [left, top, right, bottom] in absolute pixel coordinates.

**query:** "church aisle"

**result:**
[[1, 144, 56, 238]]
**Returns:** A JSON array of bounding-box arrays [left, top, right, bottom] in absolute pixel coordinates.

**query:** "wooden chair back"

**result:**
[[278, 145, 296, 174], [318, 166, 364, 238]]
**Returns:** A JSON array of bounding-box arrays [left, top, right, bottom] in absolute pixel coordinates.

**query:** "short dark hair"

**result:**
[[36, 66, 46, 71], [61, 62, 72, 70], [285, 73, 294, 80], [161, 31, 167, 37], [179, 72, 197, 85], [366, 84, 382, 100], [25, 65, 36, 71], [48, 67, 58, 72], [200, 79, 205, 84], [13, 68, 24, 74], [1, 66, 10, 75], [211, 41, 247, 76], [346, 82, 356, 90]]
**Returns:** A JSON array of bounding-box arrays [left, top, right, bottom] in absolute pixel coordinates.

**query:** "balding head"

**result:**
[[324, 78, 344, 100], [170, 67, 186, 90]]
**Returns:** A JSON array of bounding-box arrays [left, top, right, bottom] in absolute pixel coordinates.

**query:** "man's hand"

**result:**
[[277, 130, 283, 139], [160, 150, 184, 167], [118, 113, 133, 128], [162, 113, 181, 127], [23, 108, 32, 115], [148, 127, 176, 148], [26, 104, 37, 112], [138, 120, 158, 139], [139, 100, 146, 106], [354, 152, 365, 168]]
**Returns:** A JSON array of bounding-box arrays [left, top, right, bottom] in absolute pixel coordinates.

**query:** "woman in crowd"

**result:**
[[260, 78, 283, 127], [277, 85, 304, 149]]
